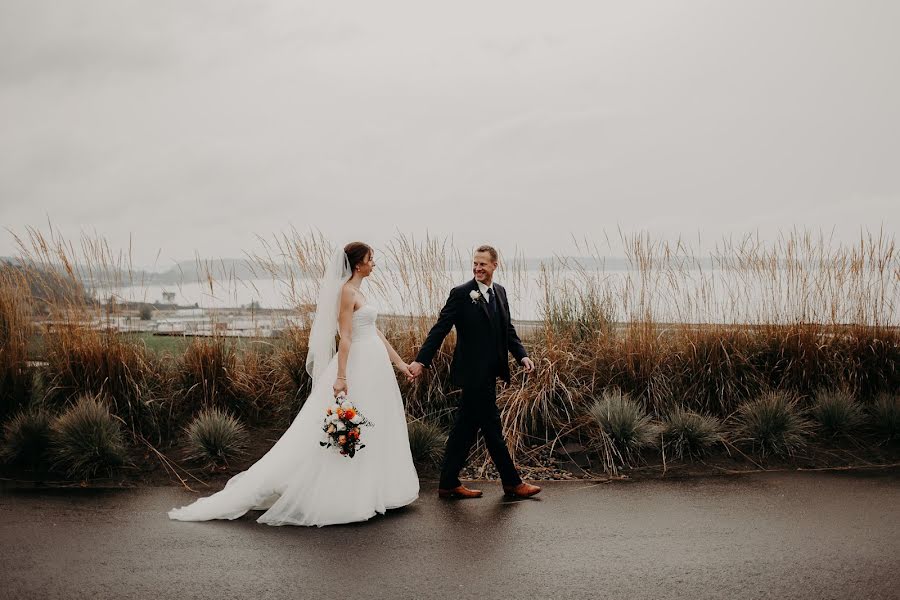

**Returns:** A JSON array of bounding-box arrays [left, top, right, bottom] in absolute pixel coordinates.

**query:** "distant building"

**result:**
[[162, 291, 176, 303]]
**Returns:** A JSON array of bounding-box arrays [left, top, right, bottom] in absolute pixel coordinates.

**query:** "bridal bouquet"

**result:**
[[320, 393, 373, 458]]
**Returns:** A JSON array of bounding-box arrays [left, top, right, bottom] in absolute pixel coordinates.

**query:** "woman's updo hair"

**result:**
[[344, 242, 373, 272]]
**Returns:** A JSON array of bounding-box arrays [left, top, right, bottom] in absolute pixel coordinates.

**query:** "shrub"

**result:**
[[666, 329, 761, 416], [44, 329, 145, 405], [183, 407, 248, 468], [733, 391, 812, 458], [1, 408, 52, 469], [43, 329, 169, 442], [138, 304, 154, 320], [498, 341, 584, 451], [749, 326, 833, 398], [407, 419, 447, 468], [50, 394, 127, 480], [587, 388, 658, 469], [0, 265, 32, 421], [662, 406, 721, 460], [810, 388, 865, 439], [179, 337, 254, 418], [541, 279, 614, 344], [274, 327, 313, 424], [869, 393, 899, 443], [29, 368, 48, 407], [230, 343, 282, 424]]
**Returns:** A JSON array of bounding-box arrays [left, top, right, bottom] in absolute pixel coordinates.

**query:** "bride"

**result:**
[[168, 242, 420, 526]]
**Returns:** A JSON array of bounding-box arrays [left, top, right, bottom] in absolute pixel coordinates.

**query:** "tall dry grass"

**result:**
[[1, 224, 897, 476], [42, 327, 169, 439], [0, 263, 33, 419]]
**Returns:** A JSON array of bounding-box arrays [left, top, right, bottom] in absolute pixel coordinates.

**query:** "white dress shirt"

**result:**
[[476, 280, 495, 305]]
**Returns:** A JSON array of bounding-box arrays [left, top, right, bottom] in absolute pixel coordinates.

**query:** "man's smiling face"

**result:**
[[472, 250, 496, 285]]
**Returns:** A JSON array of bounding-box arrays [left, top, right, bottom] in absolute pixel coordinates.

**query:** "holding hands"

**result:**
[[395, 360, 414, 381], [407, 361, 424, 382], [337, 361, 421, 392], [402, 358, 532, 384]]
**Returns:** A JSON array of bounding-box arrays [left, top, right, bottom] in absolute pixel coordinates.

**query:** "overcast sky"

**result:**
[[1, 0, 897, 268]]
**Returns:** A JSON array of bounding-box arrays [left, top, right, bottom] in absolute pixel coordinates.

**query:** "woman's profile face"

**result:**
[[360, 251, 375, 276]]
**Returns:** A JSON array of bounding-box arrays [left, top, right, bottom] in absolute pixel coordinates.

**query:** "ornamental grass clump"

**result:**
[[587, 388, 658, 472], [1, 408, 52, 469], [50, 394, 127, 480], [407, 419, 447, 468], [540, 272, 615, 344], [43, 327, 170, 443], [733, 391, 812, 459], [230, 343, 284, 424], [665, 328, 761, 416], [810, 388, 865, 440], [499, 340, 584, 452], [661, 406, 721, 460], [180, 337, 257, 420], [869, 392, 899, 444], [184, 407, 248, 468], [274, 326, 313, 424], [0, 263, 32, 421]]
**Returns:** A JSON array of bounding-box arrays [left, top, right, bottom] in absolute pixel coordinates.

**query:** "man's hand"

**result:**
[[520, 357, 535, 373], [396, 361, 413, 381], [408, 361, 424, 380]]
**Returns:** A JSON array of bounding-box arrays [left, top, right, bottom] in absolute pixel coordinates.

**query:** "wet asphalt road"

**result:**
[[1, 471, 898, 600]]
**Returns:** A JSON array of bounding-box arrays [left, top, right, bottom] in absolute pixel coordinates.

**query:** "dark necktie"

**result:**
[[486, 287, 497, 314]]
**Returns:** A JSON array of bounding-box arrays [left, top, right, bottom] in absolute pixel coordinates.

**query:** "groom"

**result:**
[[408, 245, 542, 499]]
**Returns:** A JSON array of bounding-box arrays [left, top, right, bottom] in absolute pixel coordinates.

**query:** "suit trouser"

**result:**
[[438, 378, 523, 489]]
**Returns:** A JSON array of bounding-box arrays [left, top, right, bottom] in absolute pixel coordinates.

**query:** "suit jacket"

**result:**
[[415, 279, 528, 387]]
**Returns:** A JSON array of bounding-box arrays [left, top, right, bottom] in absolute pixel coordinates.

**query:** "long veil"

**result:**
[[305, 245, 351, 388]]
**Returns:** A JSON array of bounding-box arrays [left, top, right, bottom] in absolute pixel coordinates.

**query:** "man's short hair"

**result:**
[[475, 244, 498, 262]]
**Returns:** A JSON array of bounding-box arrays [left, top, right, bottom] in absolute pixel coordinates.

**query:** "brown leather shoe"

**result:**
[[503, 482, 542, 498], [437, 485, 483, 499]]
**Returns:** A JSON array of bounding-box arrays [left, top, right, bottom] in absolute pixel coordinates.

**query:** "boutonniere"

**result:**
[[469, 290, 484, 304]]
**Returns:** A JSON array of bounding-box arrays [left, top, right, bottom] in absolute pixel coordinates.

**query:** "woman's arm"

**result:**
[[333, 285, 355, 397], [376, 328, 412, 378]]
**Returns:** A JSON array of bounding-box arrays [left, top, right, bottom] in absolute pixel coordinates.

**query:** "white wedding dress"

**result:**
[[168, 302, 420, 527]]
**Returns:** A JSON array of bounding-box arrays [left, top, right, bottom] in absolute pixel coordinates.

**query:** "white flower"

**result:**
[[469, 290, 482, 303], [330, 404, 341, 414], [329, 414, 340, 423], [335, 421, 346, 431], [350, 414, 362, 424], [341, 400, 352, 410]]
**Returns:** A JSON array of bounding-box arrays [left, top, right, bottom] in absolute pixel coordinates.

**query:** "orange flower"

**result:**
[[349, 429, 359, 439], [338, 435, 347, 445], [344, 408, 356, 420], [336, 409, 345, 419], [326, 407, 333, 415]]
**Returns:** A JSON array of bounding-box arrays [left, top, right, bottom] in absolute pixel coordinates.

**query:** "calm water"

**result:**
[[102, 266, 899, 325]]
